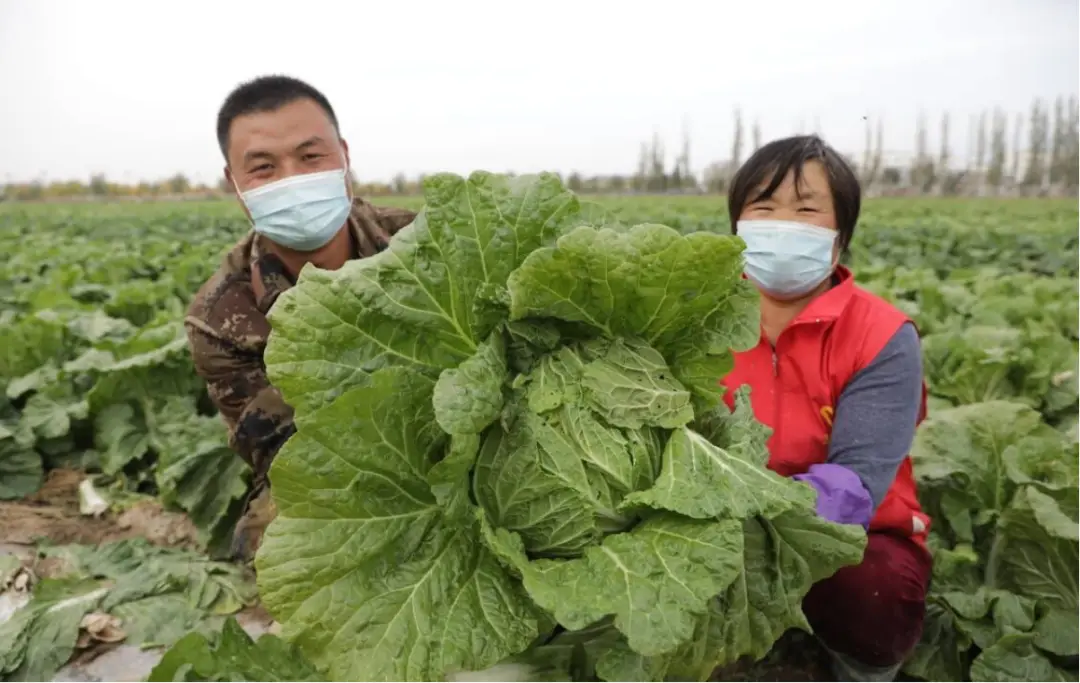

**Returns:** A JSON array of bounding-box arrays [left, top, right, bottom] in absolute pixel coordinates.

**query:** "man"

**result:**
[[185, 75, 416, 560]]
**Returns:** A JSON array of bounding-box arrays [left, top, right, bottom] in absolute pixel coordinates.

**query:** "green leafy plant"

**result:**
[[5, 185, 1076, 683], [148, 618, 320, 682], [903, 401, 1079, 681], [0, 539, 256, 682], [246, 172, 868, 681]]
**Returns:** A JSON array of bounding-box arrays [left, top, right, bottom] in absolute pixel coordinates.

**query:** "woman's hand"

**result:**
[[793, 463, 873, 529]]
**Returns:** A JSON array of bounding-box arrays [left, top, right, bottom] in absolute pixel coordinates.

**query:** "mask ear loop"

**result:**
[[826, 237, 845, 287], [338, 153, 358, 244], [337, 148, 353, 202], [229, 170, 257, 226], [829, 233, 844, 271]]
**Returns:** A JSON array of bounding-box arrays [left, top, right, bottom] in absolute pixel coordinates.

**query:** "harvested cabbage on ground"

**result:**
[[0, 539, 256, 682], [190, 172, 870, 681]]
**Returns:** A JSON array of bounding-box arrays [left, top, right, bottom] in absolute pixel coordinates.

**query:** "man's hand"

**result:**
[[231, 485, 278, 563]]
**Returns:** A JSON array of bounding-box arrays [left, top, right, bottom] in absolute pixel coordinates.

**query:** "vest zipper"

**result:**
[[770, 317, 818, 377]]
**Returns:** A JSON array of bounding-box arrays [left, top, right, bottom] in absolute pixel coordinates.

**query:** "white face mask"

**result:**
[[736, 219, 838, 298], [236, 168, 351, 252]]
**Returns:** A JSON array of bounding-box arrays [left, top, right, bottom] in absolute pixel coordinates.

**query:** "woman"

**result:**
[[720, 135, 932, 682]]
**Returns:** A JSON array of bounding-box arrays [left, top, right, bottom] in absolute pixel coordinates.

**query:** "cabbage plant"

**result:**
[[254, 172, 867, 681]]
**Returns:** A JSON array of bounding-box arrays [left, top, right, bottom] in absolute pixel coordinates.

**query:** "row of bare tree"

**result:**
[[4, 95, 1077, 201], [632, 95, 1079, 197]]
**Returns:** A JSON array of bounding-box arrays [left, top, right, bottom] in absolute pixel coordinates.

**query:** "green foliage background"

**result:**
[[0, 194, 1075, 682]]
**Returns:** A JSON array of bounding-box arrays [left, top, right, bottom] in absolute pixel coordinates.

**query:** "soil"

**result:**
[[0, 470, 275, 682], [711, 631, 831, 681], [0, 468, 201, 550]]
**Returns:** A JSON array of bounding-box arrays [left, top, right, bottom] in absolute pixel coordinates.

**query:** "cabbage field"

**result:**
[[0, 183, 1076, 682]]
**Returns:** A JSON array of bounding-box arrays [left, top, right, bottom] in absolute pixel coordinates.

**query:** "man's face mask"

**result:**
[[236, 167, 351, 252]]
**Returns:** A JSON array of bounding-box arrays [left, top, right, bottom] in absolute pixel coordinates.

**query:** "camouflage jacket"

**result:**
[[184, 198, 416, 485]]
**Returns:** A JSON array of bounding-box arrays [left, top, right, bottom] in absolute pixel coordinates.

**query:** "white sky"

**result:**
[[1, 0, 1077, 185]]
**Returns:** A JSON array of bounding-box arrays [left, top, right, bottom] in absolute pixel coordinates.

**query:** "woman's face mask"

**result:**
[[736, 219, 838, 299]]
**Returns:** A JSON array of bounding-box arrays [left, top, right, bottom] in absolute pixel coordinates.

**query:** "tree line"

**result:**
[[3, 95, 1077, 202]]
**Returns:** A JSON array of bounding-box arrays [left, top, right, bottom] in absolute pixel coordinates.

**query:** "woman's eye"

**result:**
[[797, 206, 818, 213]]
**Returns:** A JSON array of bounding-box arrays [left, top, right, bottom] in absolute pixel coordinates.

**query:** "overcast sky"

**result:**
[[1, 0, 1076, 185]]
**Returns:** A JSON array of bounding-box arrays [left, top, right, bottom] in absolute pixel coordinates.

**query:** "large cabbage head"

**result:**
[[255, 172, 867, 682], [472, 336, 678, 556]]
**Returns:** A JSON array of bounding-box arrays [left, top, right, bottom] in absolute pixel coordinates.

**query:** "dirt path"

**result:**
[[0, 469, 202, 550], [0, 469, 274, 682]]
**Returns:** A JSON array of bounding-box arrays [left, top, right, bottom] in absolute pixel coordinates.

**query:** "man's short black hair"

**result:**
[[216, 75, 340, 160], [727, 134, 861, 252]]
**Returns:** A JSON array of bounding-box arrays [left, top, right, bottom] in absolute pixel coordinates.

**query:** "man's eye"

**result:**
[[797, 206, 818, 213], [251, 164, 271, 173], [304, 154, 324, 161]]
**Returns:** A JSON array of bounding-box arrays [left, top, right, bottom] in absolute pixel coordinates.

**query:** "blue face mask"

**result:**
[[237, 168, 352, 252], [736, 219, 838, 298]]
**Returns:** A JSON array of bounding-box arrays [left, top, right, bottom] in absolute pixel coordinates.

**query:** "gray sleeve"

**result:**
[[827, 322, 923, 510]]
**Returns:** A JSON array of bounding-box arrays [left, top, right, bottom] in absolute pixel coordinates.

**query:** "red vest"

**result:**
[[719, 266, 930, 545]]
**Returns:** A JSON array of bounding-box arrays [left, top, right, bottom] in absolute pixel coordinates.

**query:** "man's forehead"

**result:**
[[228, 99, 337, 159]]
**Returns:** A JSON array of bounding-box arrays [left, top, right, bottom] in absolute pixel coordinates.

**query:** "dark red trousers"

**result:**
[[802, 532, 933, 667]]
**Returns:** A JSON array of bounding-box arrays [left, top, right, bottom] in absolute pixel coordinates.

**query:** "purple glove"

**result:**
[[793, 463, 873, 529]]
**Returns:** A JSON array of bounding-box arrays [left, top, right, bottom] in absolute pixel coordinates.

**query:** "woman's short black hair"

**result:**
[[727, 134, 862, 252]]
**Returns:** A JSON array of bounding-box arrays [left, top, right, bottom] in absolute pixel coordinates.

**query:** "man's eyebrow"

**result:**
[[242, 149, 274, 164], [295, 136, 325, 152]]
